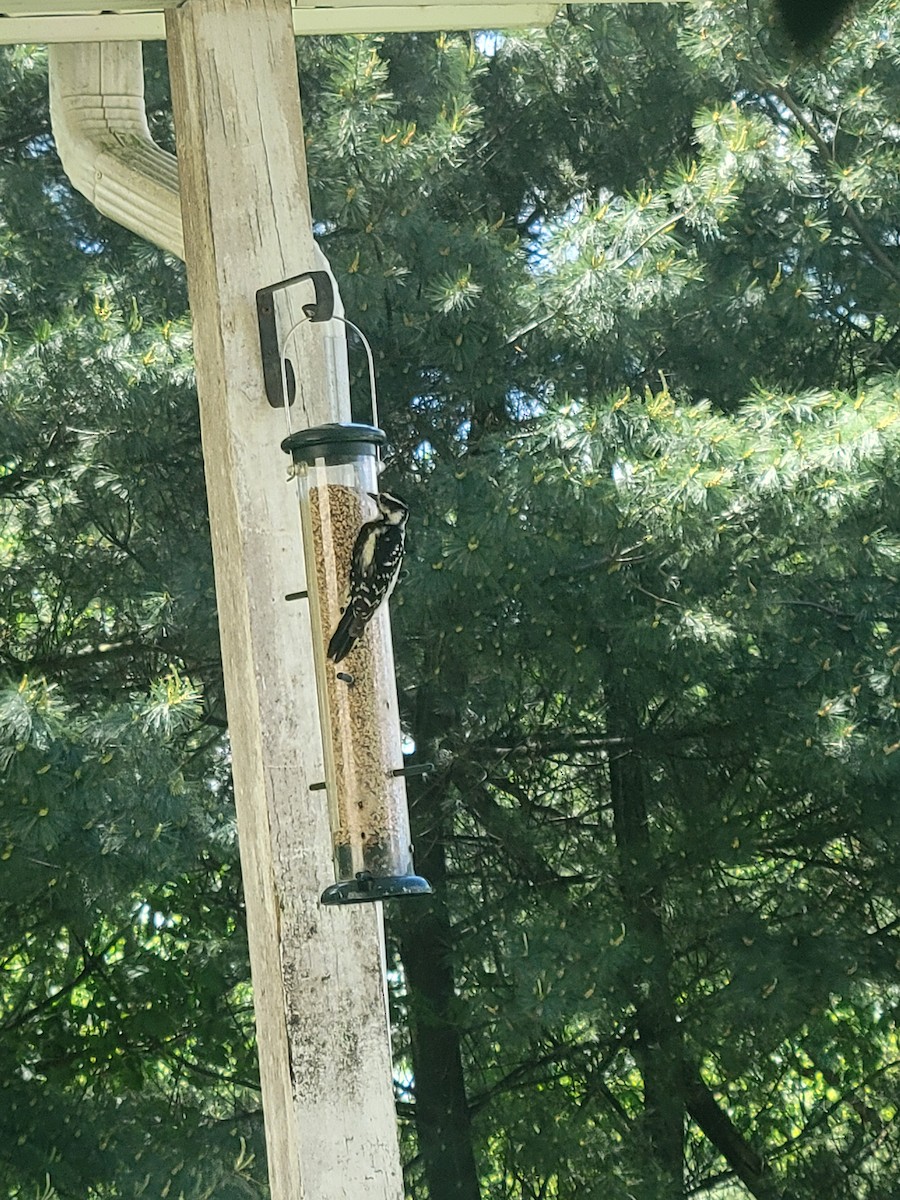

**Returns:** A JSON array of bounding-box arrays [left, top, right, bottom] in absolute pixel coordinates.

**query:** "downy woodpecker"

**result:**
[[327, 491, 409, 663]]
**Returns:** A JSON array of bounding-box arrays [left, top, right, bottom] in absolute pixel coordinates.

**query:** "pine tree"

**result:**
[[295, 4, 900, 1196], [0, 1, 898, 1196], [0, 46, 267, 1198]]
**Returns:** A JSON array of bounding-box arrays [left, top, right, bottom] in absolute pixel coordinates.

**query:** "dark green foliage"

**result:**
[[0, 1, 899, 1197], [295, 5, 900, 1198], [0, 45, 264, 1198]]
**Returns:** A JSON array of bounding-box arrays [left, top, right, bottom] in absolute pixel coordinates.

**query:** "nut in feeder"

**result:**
[[282, 423, 431, 905]]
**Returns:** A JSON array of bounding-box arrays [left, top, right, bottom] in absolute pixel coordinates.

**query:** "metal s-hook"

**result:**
[[256, 270, 335, 408]]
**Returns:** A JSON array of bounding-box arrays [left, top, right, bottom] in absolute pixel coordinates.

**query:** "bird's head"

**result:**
[[369, 491, 409, 526]]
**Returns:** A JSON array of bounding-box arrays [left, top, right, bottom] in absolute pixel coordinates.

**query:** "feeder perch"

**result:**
[[282, 422, 431, 905]]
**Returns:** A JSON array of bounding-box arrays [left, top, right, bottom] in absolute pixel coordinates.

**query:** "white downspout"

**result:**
[[47, 40, 350, 402], [48, 41, 183, 258]]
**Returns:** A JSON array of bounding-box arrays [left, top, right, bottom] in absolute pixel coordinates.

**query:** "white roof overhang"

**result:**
[[0, 1, 660, 45]]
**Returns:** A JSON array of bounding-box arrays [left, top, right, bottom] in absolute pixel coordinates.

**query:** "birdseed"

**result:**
[[307, 480, 414, 881]]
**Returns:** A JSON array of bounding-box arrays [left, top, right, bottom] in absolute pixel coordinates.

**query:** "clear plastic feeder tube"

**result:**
[[282, 424, 430, 905]]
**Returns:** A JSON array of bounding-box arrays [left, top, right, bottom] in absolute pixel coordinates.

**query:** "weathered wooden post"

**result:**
[[163, 1, 406, 1194]]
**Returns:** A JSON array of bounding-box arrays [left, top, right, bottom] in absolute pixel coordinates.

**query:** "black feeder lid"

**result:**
[[281, 422, 385, 467], [321, 872, 432, 906]]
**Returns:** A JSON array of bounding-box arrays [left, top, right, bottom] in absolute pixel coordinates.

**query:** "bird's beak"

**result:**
[[367, 492, 379, 502]]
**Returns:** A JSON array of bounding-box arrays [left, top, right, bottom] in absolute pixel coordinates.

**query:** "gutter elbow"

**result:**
[[48, 41, 183, 258], [48, 40, 349, 403]]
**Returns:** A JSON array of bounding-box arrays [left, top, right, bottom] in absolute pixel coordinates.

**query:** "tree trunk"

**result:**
[[605, 672, 686, 1197], [604, 664, 784, 1200], [684, 1077, 784, 1200], [396, 776, 481, 1200]]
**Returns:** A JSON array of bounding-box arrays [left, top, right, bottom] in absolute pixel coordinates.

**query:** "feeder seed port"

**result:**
[[392, 763, 434, 779], [310, 764, 432, 791]]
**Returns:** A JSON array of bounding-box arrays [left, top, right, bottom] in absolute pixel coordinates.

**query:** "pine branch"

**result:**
[[468, 1025, 635, 1117], [767, 83, 900, 290], [1, 924, 130, 1032], [465, 731, 629, 757], [166, 1051, 261, 1095], [0, 422, 72, 497], [506, 208, 693, 344], [684, 1074, 785, 1200]]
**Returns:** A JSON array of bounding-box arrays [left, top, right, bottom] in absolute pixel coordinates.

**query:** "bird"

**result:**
[[326, 491, 409, 663]]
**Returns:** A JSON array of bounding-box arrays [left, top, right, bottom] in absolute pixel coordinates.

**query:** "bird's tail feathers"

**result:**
[[326, 607, 355, 663], [326, 599, 373, 663]]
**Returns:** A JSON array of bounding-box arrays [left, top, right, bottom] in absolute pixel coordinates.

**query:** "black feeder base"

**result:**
[[321, 872, 432, 906]]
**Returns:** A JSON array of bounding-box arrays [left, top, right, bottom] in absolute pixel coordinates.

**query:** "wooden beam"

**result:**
[[164, 1, 404, 1195], [0, 1, 671, 46]]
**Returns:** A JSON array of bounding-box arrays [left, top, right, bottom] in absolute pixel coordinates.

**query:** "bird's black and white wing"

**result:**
[[327, 494, 408, 663]]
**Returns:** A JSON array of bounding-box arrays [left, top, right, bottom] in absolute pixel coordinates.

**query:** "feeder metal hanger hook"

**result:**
[[256, 268, 381, 442]]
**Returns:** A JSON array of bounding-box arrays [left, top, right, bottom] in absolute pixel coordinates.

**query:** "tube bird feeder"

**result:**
[[282, 423, 431, 905]]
